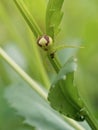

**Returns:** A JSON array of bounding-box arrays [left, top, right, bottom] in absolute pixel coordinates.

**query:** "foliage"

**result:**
[[0, 0, 98, 130], [4, 82, 74, 130], [48, 58, 85, 121], [46, 0, 64, 39]]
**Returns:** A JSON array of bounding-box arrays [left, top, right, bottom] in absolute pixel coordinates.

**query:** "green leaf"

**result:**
[[4, 83, 74, 130], [46, 0, 64, 40], [0, 85, 34, 130], [48, 58, 85, 121]]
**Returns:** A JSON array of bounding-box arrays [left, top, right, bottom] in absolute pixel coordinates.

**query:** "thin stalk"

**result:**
[[47, 54, 61, 73], [0, 47, 85, 130], [14, 0, 43, 38], [13, 0, 50, 88], [85, 110, 98, 130], [0, 47, 47, 100]]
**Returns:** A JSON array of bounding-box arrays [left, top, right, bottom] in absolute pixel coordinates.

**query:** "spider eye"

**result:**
[[37, 35, 53, 51]]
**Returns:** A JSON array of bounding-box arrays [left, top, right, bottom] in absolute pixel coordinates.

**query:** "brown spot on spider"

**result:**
[[37, 35, 53, 51]]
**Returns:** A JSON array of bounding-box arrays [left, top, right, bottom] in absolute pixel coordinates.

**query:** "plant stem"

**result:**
[[0, 47, 47, 100], [47, 52, 61, 73], [14, 0, 43, 38], [85, 110, 98, 130]]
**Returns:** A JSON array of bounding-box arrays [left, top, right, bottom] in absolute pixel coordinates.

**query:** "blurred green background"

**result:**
[[0, 0, 98, 129]]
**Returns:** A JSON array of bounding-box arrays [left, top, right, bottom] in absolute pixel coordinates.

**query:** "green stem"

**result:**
[[47, 53, 61, 73], [85, 110, 98, 130], [0, 47, 47, 100], [14, 0, 43, 38]]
